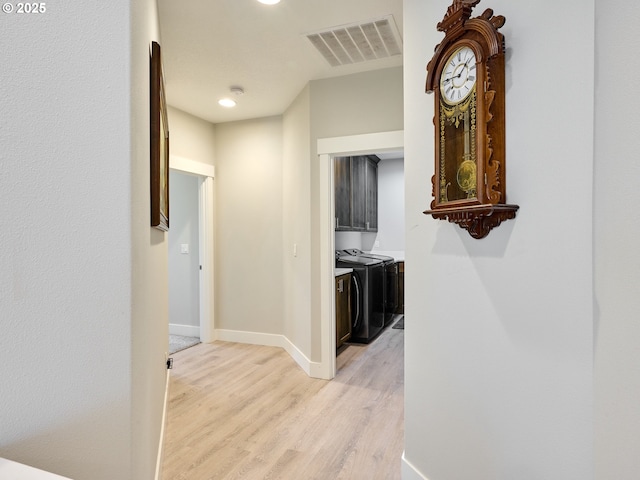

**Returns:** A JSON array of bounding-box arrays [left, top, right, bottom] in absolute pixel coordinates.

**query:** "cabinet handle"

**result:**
[[366, 221, 369, 229], [352, 275, 361, 328], [336, 217, 339, 229], [337, 278, 344, 293]]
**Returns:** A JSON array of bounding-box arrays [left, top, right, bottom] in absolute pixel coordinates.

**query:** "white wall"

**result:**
[[335, 231, 366, 251], [403, 1, 593, 479], [593, 0, 640, 477], [168, 106, 216, 167], [309, 67, 404, 140], [214, 117, 284, 335], [130, 1, 169, 477], [0, 1, 165, 479], [282, 86, 313, 357], [373, 157, 405, 256], [169, 171, 200, 331]]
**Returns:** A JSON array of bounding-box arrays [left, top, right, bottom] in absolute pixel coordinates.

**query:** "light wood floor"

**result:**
[[161, 323, 404, 480]]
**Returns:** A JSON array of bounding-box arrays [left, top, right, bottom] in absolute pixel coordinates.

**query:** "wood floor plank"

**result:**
[[162, 326, 404, 480]]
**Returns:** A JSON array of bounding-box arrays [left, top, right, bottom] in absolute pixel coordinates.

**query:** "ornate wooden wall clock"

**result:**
[[424, 0, 518, 239]]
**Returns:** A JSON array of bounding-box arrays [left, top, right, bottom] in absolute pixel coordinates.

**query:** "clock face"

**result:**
[[440, 46, 477, 105]]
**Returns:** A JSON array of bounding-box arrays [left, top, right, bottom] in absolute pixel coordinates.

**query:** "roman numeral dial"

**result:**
[[440, 46, 477, 105]]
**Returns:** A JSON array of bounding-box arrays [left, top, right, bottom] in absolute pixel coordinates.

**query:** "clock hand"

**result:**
[[444, 72, 463, 83]]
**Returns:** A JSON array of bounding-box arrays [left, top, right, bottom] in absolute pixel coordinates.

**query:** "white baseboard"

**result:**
[[401, 452, 430, 480], [215, 329, 283, 348], [215, 329, 324, 378], [155, 367, 171, 480], [169, 323, 200, 338], [280, 335, 323, 378]]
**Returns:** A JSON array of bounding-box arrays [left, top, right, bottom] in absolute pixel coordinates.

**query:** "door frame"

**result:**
[[170, 155, 216, 343], [317, 130, 404, 379]]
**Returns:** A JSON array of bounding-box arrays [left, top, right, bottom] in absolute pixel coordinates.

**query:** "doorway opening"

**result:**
[[168, 156, 215, 353], [318, 130, 404, 379], [168, 170, 201, 353]]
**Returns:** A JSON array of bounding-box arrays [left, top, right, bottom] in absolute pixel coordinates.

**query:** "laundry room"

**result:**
[[334, 152, 405, 350]]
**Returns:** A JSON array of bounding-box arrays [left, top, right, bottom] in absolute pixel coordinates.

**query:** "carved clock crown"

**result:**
[[437, 0, 481, 33], [438, 0, 506, 34], [426, 2, 506, 95]]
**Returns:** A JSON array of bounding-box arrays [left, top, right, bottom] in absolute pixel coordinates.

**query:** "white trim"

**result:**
[[169, 323, 200, 338], [154, 369, 171, 480], [317, 130, 404, 380], [317, 130, 404, 155], [215, 329, 283, 347], [319, 153, 337, 380], [0, 458, 72, 479], [215, 329, 322, 377], [281, 336, 322, 378], [198, 176, 215, 343], [401, 452, 430, 480], [170, 154, 215, 179]]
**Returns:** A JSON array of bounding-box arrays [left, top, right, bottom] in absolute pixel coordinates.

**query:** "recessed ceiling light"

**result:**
[[218, 98, 236, 108], [218, 86, 245, 108], [257, 0, 280, 4]]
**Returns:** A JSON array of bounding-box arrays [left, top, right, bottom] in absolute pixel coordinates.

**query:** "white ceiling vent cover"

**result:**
[[305, 15, 402, 67]]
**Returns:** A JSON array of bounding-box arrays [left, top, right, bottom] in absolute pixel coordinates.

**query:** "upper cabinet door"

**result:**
[[351, 156, 367, 230], [365, 156, 378, 231], [334, 155, 379, 232], [334, 156, 351, 230]]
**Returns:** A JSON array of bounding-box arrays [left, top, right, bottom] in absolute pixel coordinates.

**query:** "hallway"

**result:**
[[161, 326, 404, 479]]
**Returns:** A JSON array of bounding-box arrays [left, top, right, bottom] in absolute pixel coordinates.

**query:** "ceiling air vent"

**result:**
[[305, 15, 402, 67]]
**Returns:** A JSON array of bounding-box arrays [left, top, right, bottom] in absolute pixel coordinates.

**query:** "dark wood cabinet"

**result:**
[[365, 158, 378, 231], [336, 273, 352, 349], [334, 156, 351, 230], [351, 157, 367, 230], [334, 155, 378, 232]]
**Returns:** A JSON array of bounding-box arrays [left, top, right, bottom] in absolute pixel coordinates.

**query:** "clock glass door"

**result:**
[[438, 89, 477, 203]]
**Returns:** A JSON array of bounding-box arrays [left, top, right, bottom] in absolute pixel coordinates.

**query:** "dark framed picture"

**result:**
[[150, 40, 169, 231]]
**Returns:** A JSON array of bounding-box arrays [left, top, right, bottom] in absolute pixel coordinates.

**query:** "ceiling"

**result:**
[[157, 0, 403, 125]]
